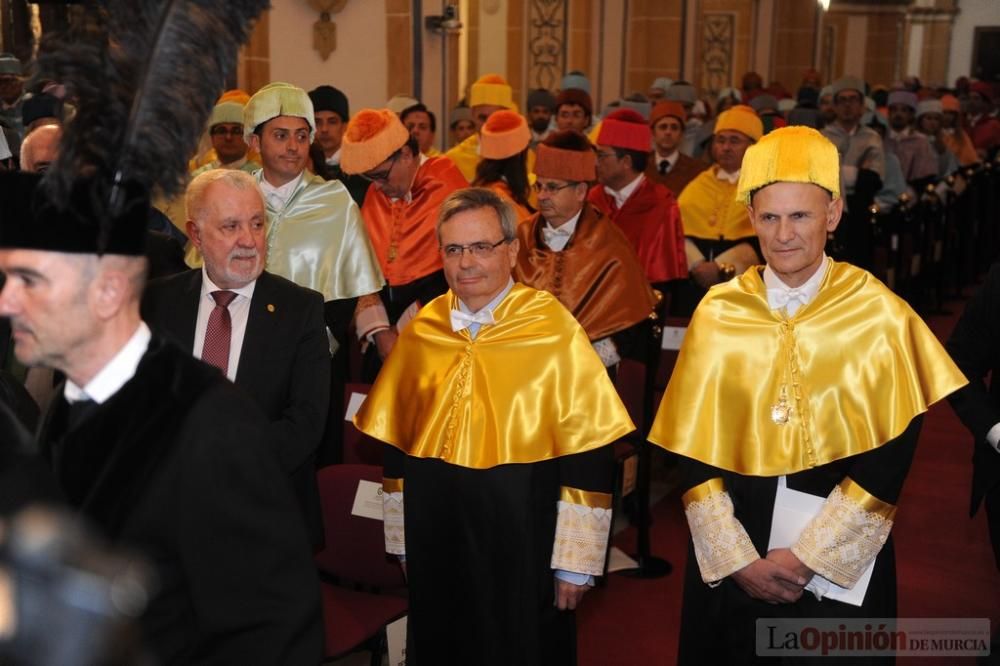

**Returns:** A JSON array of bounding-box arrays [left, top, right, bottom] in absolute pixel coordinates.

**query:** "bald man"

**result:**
[[18, 123, 60, 173]]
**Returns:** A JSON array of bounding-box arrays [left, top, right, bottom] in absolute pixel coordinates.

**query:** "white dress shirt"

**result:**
[[603, 173, 644, 209], [655, 149, 679, 174], [191, 268, 257, 382], [259, 171, 304, 211], [325, 148, 342, 166], [542, 209, 583, 252], [763, 254, 828, 317], [65, 322, 152, 404], [715, 167, 740, 185]]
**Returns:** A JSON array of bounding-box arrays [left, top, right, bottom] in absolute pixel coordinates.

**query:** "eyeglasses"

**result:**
[[532, 181, 577, 194], [210, 126, 244, 137], [362, 154, 400, 183], [441, 238, 508, 259]]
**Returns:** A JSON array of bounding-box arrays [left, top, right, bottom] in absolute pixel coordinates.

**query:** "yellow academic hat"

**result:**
[[736, 125, 840, 204]]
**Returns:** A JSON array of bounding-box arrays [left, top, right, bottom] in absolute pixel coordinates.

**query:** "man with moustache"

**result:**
[[355, 187, 632, 666], [144, 169, 329, 546], [648, 126, 965, 664]]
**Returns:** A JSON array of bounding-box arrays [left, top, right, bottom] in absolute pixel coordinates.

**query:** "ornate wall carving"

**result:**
[[700, 13, 734, 96], [527, 0, 568, 91]]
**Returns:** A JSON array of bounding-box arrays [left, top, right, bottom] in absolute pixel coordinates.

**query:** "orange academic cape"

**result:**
[[360, 155, 468, 286], [514, 202, 657, 341]]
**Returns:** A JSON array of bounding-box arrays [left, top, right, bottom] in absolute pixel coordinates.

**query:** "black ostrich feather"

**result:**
[[34, 0, 269, 244]]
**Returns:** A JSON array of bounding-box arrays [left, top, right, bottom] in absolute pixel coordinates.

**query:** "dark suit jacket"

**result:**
[[142, 269, 331, 545], [646, 151, 708, 198], [39, 336, 322, 664], [946, 261, 1000, 569]]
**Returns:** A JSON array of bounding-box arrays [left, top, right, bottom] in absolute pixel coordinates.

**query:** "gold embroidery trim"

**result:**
[[791, 479, 895, 589], [382, 488, 405, 555], [382, 477, 404, 494], [681, 477, 725, 507], [560, 486, 613, 510], [550, 498, 613, 576], [683, 485, 759, 583]]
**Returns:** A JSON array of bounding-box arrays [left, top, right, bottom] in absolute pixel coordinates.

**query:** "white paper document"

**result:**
[[767, 476, 875, 607], [386, 615, 407, 666], [661, 325, 687, 350], [350, 479, 384, 521], [344, 391, 367, 421]]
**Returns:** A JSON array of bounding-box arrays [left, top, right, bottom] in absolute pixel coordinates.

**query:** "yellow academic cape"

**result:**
[[677, 165, 754, 241], [355, 283, 635, 468], [186, 171, 384, 301], [648, 260, 966, 476]]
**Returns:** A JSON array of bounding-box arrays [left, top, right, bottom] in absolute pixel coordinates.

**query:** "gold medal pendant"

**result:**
[[771, 386, 790, 425]]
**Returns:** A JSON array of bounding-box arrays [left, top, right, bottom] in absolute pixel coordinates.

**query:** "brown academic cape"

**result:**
[[513, 202, 657, 341]]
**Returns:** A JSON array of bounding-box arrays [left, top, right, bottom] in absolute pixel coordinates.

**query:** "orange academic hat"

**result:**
[[650, 101, 687, 127], [596, 109, 651, 152], [340, 108, 411, 175], [480, 110, 530, 160], [217, 89, 251, 105], [535, 130, 597, 182]]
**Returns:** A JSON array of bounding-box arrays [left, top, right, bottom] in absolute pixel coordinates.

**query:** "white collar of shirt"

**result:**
[[888, 127, 911, 141], [325, 148, 342, 166], [655, 149, 679, 168], [542, 209, 583, 252], [259, 171, 304, 210], [64, 322, 151, 404], [200, 268, 256, 306], [454, 278, 514, 339], [390, 153, 429, 204], [0, 130, 10, 161], [763, 254, 829, 316], [604, 173, 644, 208], [715, 167, 740, 184]]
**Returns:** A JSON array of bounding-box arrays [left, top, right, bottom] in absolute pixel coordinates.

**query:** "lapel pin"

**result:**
[[267, 304, 276, 313]]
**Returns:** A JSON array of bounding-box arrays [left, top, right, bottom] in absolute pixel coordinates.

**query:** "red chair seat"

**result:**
[[320, 582, 408, 658]]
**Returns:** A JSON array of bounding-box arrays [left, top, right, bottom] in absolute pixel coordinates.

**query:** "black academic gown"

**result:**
[[38, 335, 323, 665], [676, 418, 922, 666], [946, 262, 1000, 571], [385, 444, 613, 666]]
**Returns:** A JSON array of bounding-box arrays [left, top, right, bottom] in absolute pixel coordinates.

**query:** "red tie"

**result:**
[[201, 290, 237, 375]]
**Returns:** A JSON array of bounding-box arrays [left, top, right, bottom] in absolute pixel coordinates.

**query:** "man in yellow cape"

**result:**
[[648, 125, 967, 664], [354, 187, 633, 666]]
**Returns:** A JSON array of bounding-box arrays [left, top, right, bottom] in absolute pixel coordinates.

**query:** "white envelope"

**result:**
[[767, 476, 875, 607]]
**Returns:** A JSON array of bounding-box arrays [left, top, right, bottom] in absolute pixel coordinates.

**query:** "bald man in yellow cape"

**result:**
[[355, 187, 633, 666], [648, 126, 967, 664]]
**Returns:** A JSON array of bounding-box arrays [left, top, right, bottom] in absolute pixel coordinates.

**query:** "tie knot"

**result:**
[[659, 160, 669, 175], [211, 290, 237, 308]]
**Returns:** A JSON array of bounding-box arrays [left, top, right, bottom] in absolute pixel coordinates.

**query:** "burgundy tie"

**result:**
[[201, 290, 237, 375]]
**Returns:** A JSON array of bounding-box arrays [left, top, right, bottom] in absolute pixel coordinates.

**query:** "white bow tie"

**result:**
[[767, 287, 809, 310], [450, 308, 495, 332], [542, 226, 572, 244]]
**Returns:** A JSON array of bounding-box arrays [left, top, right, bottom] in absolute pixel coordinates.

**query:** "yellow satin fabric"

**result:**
[[681, 477, 726, 508], [383, 477, 404, 493], [841, 477, 896, 520], [560, 486, 613, 510], [677, 165, 754, 240], [354, 283, 635, 468], [648, 260, 967, 476]]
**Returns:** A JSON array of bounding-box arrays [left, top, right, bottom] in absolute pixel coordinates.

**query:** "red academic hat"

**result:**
[[596, 109, 651, 152]]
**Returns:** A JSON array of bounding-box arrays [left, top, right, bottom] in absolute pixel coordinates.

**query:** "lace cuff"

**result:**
[[550, 487, 613, 576], [682, 478, 759, 583], [791, 477, 895, 589], [382, 477, 405, 556]]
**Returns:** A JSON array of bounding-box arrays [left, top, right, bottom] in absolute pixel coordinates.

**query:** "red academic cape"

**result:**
[[588, 177, 688, 284], [360, 156, 468, 286]]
